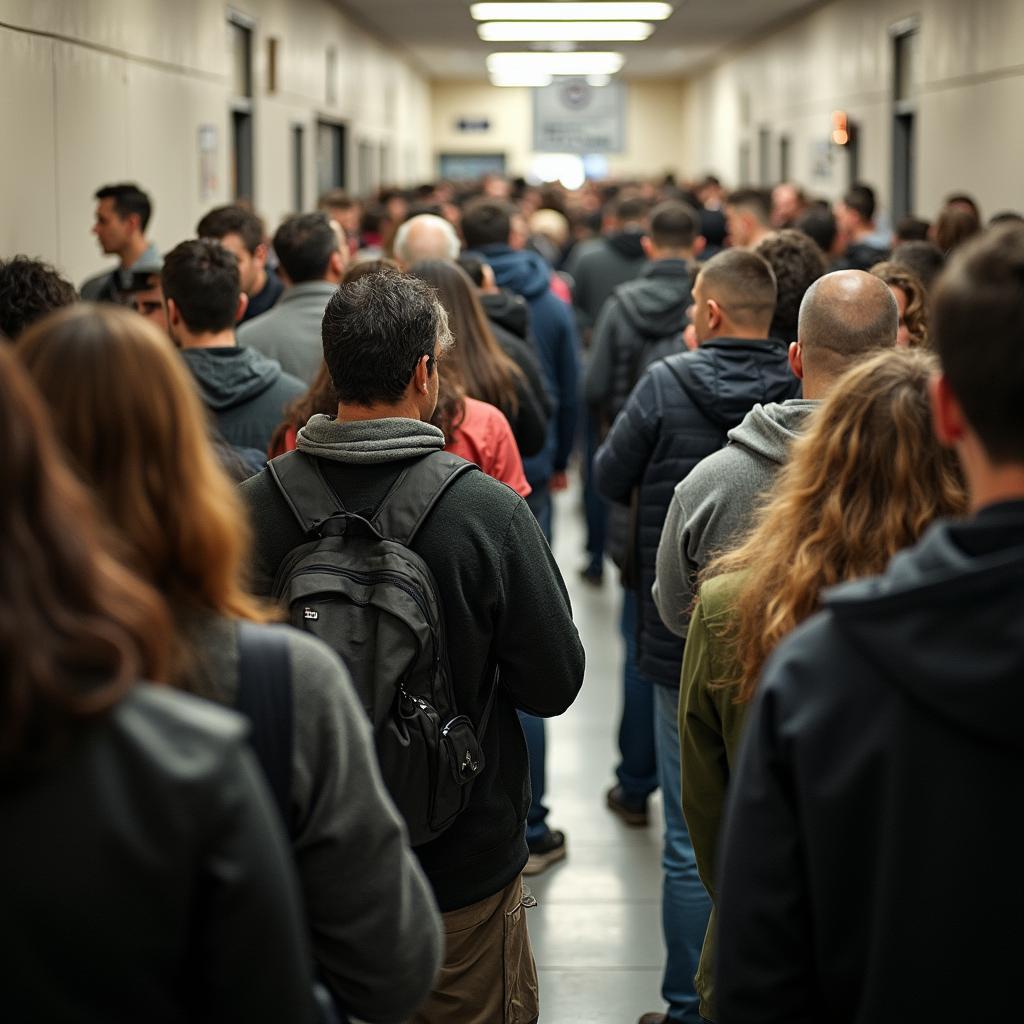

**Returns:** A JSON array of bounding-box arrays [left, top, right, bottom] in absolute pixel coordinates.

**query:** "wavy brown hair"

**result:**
[[704, 348, 967, 701], [407, 259, 523, 418], [18, 305, 271, 686], [0, 343, 169, 766], [870, 261, 929, 348]]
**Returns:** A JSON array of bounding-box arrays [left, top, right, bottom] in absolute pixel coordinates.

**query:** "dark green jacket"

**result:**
[[679, 569, 750, 1022]]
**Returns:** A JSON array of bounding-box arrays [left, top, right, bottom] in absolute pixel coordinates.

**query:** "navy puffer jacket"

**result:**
[[594, 337, 800, 687]]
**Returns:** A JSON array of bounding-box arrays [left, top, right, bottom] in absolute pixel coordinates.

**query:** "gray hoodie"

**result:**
[[653, 398, 817, 639]]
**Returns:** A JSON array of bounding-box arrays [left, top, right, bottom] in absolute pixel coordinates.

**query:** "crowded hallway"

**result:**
[[3, 2, 1024, 1023]]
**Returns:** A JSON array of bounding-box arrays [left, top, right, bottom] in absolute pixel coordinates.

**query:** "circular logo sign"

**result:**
[[560, 80, 591, 111]]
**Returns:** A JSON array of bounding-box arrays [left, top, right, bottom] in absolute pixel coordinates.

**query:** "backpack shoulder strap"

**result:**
[[370, 452, 479, 545], [235, 622, 294, 831], [268, 450, 344, 535]]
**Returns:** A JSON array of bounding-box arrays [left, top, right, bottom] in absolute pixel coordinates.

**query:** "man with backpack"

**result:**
[[241, 268, 585, 1024]]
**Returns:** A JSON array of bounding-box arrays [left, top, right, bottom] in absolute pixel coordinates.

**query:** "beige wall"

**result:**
[[0, 0, 433, 285], [678, 0, 1024, 221], [431, 79, 685, 180]]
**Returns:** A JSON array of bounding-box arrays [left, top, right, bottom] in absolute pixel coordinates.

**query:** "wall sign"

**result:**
[[533, 78, 626, 154], [456, 117, 491, 133]]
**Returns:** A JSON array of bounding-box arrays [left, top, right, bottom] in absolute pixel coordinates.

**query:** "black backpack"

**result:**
[[267, 449, 491, 847]]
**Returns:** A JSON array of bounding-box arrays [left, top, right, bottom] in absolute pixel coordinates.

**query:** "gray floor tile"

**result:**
[[538, 968, 664, 1024]]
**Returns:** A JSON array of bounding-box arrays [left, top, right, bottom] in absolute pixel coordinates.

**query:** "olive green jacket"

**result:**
[[678, 569, 750, 1022]]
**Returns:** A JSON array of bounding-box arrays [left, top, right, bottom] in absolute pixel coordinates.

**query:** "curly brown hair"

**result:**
[[704, 347, 967, 701], [870, 261, 929, 347]]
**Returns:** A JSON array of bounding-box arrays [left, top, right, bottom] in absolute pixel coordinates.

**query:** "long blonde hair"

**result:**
[[705, 348, 967, 701], [18, 305, 272, 684]]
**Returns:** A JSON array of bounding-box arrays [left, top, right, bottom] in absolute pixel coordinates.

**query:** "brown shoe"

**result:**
[[606, 784, 649, 827], [637, 1014, 668, 1024]]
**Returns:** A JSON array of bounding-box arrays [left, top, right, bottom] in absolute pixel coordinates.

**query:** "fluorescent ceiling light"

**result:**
[[487, 51, 625, 76], [479, 21, 653, 41], [489, 72, 555, 87], [472, 3, 673, 19]]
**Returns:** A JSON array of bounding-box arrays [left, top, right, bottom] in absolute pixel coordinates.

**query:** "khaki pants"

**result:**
[[411, 876, 539, 1024]]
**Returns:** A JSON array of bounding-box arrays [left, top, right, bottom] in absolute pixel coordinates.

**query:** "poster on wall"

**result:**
[[198, 125, 219, 201], [533, 79, 626, 154]]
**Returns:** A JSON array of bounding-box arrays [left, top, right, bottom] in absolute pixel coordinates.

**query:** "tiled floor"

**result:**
[[528, 489, 667, 1023]]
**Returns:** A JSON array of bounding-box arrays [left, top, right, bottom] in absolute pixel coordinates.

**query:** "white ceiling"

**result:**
[[335, 0, 829, 79]]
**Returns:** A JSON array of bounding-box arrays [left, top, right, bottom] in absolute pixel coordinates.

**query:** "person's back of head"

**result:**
[[932, 224, 1024, 469], [795, 204, 838, 256], [944, 192, 982, 223], [707, 346, 966, 699], [842, 183, 877, 227], [461, 199, 512, 250], [273, 212, 344, 284], [95, 182, 152, 234], [725, 188, 772, 248], [161, 238, 242, 341], [934, 205, 981, 255], [393, 213, 461, 267], [321, 268, 452, 412], [613, 195, 649, 229], [795, 269, 898, 392], [691, 248, 777, 342], [890, 240, 945, 292], [196, 204, 264, 254], [895, 215, 931, 242], [646, 200, 702, 257], [0, 338, 169, 768], [17, 304, 266, 678], [754, 229, 828, 343], [870, 261, 929, 348], [989, 211, 1024, 227], [0, 256, 77, 342], [456, 254, 486, 288]]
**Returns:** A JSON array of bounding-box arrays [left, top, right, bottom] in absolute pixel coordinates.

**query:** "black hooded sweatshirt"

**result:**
[[716, 500, 1024, 1023], [564, 230, 648, 336]]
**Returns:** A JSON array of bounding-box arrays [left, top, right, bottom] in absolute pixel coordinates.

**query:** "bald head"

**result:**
[[797, 270, 897, 383], [393, 214, 460, 269]]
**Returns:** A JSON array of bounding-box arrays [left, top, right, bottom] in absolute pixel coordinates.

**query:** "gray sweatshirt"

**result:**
[[182, 613, 443, 1022], [653, 399, 818, 639]]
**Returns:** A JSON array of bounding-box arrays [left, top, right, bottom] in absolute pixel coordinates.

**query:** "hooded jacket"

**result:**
[[593, 338, 800, 686], [585, 258, 693, 422], [653, 399, 815, 640], [716, 500, 1024, 1023], [181, 345, 306, 455], [480, 288, 531, 342], [466, 244, 580, 485], [565, 231, 648, 336]]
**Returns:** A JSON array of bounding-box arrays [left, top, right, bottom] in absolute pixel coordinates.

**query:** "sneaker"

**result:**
[[524, 829, 567, 875], [606, 784, 649, 827]]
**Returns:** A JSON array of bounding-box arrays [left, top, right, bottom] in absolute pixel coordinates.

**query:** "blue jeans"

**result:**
[[654, 684, 711, 1024], [615, 591, 658, 805], [519, 711, 549, 844], [583, 411, 607, 572], [525, 484, 552, 544]]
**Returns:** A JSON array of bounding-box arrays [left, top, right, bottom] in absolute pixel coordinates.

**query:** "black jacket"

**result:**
[[1, 686, 316, 1024], [241, 458, 585, 912], [594, 338, 798, 686], [716, 501, 1024, 1023], [564, 231, 648, 337], [181, 346, 306, 455], [832, 239, 890, 272]]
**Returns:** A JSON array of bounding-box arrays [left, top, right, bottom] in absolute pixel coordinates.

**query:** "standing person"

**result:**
[[723, 189, 772, 250], [0, 342, 318, 1024], [0, 255, 77, 341], [197, 204, 283, 322], [19, 305, 444, 1023], [679, 349, 963, 1022], [241, 270, 585, 1023], [870, 261, 929, 346], [461, 198, 580, 540], [833, 183, 890, 270], [586, 201, 705, 826], [80, 182, 160, 302], [714, 224, 1024, 1021], [238, 212, 348, 383], [594, 250, 800, 1024], [161, 239, 306, 454], [770, 183, 806, 229]]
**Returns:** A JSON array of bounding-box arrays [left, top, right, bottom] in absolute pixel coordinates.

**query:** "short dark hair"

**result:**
[[754, 230, 828, 343], [318, 188, 354, 211], [696, 249, 777, 329], [934, 205, 981, 254], [614, 196, 649, 224], [461, 199, 512, 249], [843, 183, 876, 223], [196, 204, 265, 254], [990, 211, 1024, 226], [725, 188, 771, 226], [322, 270, 452, 406], [649, 201, 701, 250], [890, 241, 946, 292], [456, 254, 486, 288], [272, 213, 340, 283], [95, 183, 152, 231], [944, 192, 981, 221], [0, 257, 78, 341], [160, 239, 240, 334], [895, 216, 931, 242], [796, 205, 838, 254], [932, 224, 1024, 463]]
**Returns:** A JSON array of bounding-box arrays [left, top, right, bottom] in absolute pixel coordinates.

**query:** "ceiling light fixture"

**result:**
[[487, 51, 626, 76], [471, 3, 673, 21], [489, 71, 555, 87], [478, 21, 654, 42]]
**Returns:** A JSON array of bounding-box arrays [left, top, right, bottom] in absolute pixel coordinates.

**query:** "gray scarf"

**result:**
[[296, 414, 444, 464]]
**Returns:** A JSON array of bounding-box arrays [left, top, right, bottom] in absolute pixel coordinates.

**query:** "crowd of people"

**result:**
[[1, 169, 1022, 1024]]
